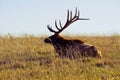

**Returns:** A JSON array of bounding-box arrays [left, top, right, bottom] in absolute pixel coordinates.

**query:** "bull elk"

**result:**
[[44, 8, 102, 59]]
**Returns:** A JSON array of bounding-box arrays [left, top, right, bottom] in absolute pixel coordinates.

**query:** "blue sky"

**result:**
[[0, 0, 120, 36]]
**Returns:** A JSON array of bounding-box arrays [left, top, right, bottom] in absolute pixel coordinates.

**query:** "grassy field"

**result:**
[[0, 34, 119, 80]]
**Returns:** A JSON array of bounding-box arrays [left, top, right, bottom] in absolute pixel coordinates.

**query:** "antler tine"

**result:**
[[47, 25, 57, 33], [70, 10, 72, 20], [75, 7, 77, 17], [59, 20, 62, 28], [78, 10, 80, 18], [76, 8, 80, 19], [69, 8, 79, 22], [55, 20, 60, 30], [67, 10, 70, 21]]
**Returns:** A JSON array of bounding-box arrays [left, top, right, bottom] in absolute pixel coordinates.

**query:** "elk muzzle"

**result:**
[[44, 38, 52, 43]]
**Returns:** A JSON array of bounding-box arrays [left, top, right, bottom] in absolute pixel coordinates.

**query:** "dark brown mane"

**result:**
[[54, 35, 84, 44]]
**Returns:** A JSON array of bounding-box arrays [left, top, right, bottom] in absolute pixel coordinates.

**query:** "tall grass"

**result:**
[[0, 34, 119, 80]]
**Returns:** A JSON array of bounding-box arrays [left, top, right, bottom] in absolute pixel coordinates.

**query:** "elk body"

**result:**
[[44, 8, 102, 59]]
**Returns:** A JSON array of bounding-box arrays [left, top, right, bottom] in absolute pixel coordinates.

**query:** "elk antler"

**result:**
[[47, 8, 89, 34]]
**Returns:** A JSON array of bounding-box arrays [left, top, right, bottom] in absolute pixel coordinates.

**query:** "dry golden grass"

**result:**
[[0, 34, 119, 80]]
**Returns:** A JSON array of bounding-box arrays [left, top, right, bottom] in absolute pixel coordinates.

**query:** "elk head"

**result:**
[[44, 8, 89, 44]]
